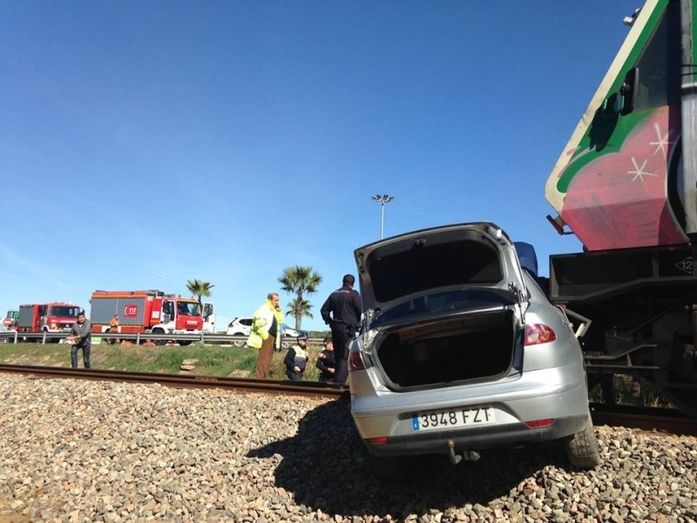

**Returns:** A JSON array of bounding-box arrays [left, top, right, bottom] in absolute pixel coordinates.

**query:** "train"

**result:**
[[544, 0, 697, 414]]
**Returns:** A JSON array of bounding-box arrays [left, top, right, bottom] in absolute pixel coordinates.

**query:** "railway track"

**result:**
[[0, 364, 346, 399], [0, 364, 695, 436], [590, 402, 697, 437]]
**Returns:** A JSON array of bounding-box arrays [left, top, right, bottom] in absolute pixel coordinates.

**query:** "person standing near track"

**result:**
[[108, 314, 120, 345], [67, 310, 92, 369], [320, 274, 361, 386], [247, 292, 284, 378]]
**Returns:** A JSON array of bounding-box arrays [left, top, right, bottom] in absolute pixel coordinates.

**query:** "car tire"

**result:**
[[231, 333, 245, 347], [564, 416, 601, 469]]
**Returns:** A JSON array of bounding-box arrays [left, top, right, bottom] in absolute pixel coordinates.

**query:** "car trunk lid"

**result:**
[[354, 222, 528, 325]]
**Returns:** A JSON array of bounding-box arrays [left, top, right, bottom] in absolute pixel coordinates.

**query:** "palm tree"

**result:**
[[278, 265, 322, 330], [285, 297, 314, 324], [186, 279, 215, 313]]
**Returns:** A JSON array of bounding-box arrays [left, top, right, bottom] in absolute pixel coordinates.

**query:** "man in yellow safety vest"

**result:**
[[247, 292, 284, 378]]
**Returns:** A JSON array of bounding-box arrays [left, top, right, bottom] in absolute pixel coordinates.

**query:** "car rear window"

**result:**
[[367, 239, 502, 303], [373, 288, 515, 327]]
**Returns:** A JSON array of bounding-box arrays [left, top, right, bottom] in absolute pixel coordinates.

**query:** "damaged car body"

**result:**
[[349, 223, 600, 475]]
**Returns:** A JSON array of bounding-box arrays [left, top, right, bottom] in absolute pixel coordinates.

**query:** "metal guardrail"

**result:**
[[0, 331, 323, 346]]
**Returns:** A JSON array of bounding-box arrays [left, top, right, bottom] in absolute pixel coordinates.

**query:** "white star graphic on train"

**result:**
[[649, 123, 673, 159], [627, 157, 657, 182]]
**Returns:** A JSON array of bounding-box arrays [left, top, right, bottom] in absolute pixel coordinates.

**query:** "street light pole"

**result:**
[[371, 194, 395, 239]]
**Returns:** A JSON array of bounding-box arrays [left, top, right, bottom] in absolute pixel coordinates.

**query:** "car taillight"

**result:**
[[348, 350, 370, 372], [525, 418, 554, 428], [524, 323, 557, 346]]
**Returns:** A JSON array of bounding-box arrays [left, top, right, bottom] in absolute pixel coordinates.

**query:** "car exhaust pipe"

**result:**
[[447, 441, 482, 464], [462, 450, 481, 462]]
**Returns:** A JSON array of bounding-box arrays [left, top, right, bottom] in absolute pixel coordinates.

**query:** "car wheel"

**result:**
[[564, 416, 601, 469], [231, 333, 245, 347]]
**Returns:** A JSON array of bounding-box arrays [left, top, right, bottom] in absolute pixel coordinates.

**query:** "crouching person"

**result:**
[[316, 335, 336, 384], [284, 333, 308, 381]]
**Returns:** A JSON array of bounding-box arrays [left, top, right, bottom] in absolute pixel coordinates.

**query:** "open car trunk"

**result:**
[[375, 309, 519, 389]]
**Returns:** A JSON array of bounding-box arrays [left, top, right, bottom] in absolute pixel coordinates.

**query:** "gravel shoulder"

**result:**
[[0, 374, 695, 522]]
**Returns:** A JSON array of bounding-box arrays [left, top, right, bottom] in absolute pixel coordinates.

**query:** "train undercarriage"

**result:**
[[548, 244, 697, 416]]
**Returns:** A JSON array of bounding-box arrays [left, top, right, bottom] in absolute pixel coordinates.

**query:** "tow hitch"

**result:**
[[448, 440, 480, 464]]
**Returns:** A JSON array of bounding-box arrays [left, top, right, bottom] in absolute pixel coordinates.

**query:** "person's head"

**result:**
[[267, 292, 280, 308], [297, 332, 308, 346], [77, 311, 86, 324], [323, 335, 334, 351], [342, 274, 355, 287]]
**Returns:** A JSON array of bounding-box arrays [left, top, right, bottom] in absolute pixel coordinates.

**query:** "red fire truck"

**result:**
[[90, 290, 204, 343], [17, 303, 81, 334]]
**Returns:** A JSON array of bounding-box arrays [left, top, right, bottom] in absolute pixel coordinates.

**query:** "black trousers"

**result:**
[[71, 345, 91, 369], [330, 322, 354, 386]]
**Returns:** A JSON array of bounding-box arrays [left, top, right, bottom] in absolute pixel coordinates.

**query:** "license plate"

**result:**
[[411, 407, 496, 431]]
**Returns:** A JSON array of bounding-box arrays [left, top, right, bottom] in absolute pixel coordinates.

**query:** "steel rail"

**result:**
[[590, 402, 697, 437], [0, 364, 346, 399]]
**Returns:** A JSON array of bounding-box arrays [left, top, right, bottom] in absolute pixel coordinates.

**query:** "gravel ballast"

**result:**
[[0, 374, 695, 522]]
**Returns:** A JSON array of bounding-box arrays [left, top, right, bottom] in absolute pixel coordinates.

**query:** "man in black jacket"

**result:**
[[320, 274, 361, 386], [316, 335, 336, 384]]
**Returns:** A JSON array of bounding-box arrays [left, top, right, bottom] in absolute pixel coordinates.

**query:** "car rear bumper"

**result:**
[[364, 414, 589, 456], [351, 364, 591, 455]]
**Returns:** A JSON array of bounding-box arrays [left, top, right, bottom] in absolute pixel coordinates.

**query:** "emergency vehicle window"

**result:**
[[177, 302, 200, 315], [51, 306, 79, 317], [163, 302, 174, 318], [633, 2, 680, 111]]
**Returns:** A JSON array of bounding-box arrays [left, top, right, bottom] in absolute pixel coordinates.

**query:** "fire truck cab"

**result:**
[[17, 303, 81, 334]]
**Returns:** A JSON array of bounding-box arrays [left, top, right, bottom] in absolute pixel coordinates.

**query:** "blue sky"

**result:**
[[1, 1, 640, 331]]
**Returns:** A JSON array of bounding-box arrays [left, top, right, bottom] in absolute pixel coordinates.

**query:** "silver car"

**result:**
[[349, 223, 600, 476]]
